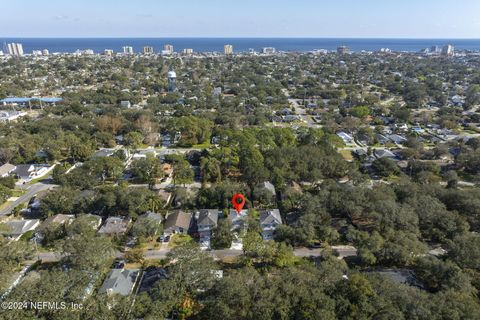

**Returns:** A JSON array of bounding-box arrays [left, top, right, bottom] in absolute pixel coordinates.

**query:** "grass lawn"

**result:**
[[11, 189, 26, 197], [124, 262, 143, 269], [139, 239, 163, 251], [192, 142, 212, 149], [27, 174, 51, 185], [0, 201, 10, 211], [168, 234, 193, 248], [339, 149, 354, 161]]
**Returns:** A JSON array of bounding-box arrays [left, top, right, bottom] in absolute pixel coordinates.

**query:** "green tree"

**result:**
[[211, 219, 233, 249], [173, 158, 194, 186], [131, 154, 162, 188]]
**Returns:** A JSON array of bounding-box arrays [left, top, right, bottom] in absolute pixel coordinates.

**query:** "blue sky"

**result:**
[[3, 0, 480, 38]]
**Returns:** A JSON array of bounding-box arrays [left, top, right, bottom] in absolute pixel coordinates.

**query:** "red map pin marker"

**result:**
[[232, 193, 245, 214]]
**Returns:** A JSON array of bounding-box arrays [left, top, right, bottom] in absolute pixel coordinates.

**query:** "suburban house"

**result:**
[[120, 100, 132, 108], [0, 163, 16, 177], [258, 181, 276, 203], [98, 217, 131, 236], [337, 131, 354, 144], [131, 149, 158, 161], [139, 211, 163, 224], [228, 209, 249, 232], [0, 219, 40, 241], [35, 214, 74, 240], [98, 268, 140, 296], [135, 212, 162, 237], [82, 214, 103, 230], [228, 209, 249, 250], [195, 209, 220, 248], [387, 134, 407, 144], [259, 209, 283, 240], [163, 211, 192, 236], [0, 110, 27, 122], [93, 148, 117, 158], [157, 189, 172, 206], [374, 149, 398, 160], [13, 164, 54, 183], [93, 148, 131, 162]]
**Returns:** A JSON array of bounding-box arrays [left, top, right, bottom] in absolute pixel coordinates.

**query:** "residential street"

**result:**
[[0, 181, 56, 217]]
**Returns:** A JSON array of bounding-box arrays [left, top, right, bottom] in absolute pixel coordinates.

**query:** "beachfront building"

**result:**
[[224, 44, 233, 55]]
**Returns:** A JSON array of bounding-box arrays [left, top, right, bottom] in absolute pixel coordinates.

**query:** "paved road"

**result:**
[[0, 182, 56, 217]]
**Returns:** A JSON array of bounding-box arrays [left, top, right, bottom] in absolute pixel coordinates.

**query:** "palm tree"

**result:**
[[145, 194, 164, 213]]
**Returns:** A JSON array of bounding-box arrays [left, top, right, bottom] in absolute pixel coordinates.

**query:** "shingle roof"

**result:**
[[98, 217, 130, 234], [197, 209, 219, 227], [260, 209, 282, 225], [0, 163, 16, 176], [37, 214, 74, 232], [98, 269, 139, 296], [140, 211, 163, 223], [1, 219, 40, 237], [262, 181, 276, 195], [164, 211, 192, 230], [13, 164, 33, 178]]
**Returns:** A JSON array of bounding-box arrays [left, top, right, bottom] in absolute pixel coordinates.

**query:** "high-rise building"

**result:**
[[168, 70, 177, 92], [104, 49, 114, 56], [441, 44, 454, 57], [183, 48, 194, 55], [123, 46, 134, 54], [163, 44, 174, 55], [143, 46, 154, 55], [224, 44, 233, 55], [430, 45, 439, 54], [7, 43, 24, 56], [337, 46, 350, 54], [42, 49, 49, 56], [262, 47, 276, 54]]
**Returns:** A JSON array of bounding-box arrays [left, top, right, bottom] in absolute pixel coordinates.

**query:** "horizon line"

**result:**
[[1, 36, 480, 40]]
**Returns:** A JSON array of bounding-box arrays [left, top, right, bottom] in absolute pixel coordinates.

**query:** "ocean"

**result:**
[[2, 38, 480, 54]]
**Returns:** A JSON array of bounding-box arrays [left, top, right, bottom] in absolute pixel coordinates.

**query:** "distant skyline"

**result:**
[[2, 0, 480, 38]]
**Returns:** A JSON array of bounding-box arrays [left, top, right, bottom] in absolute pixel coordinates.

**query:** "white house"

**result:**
[[0, 163, 16, 177]]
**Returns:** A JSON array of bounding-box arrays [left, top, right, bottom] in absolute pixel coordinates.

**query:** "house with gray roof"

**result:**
[[387, 134, 407, 144], [374, 149, 398, 160], [163, 211, 192, 236], [98, 268, 140, 296], [81, 214, 103, 230], [140, 211, 163, 224], [35, 214, 74, 240], [262, 181, 276, 196], [260, 209, 282, 240], [98, 217, 131, 236], [13, 164, 54, 183], [0, 219, 40, 241], [196, 209, 220, 233], [0, 163, 16, 177], [196, 209, 220, 248]]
